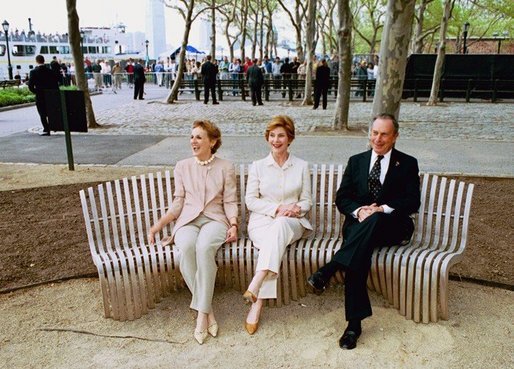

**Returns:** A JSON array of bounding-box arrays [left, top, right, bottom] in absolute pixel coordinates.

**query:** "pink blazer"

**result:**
[[170, 157, 238, 237]]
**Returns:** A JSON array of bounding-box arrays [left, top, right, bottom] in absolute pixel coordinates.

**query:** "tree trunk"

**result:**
[[413, 0, 432, 53], [210, 0, 216, 58], [295, 6, 305, 61], [333, 0, 352, 130], [302, 0, 316, 106], [259, 1, 265, 59], [66, 0, 98, 128], [371, 0, 416, 121], [166, 0, 195, 104], [427, 0, 453, 106], [251, 4, 258, 59], [240, 0, 249, 60], [277, 0, 305, 61]]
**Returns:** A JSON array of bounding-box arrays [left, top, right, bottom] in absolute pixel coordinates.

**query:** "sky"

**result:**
[[2, 0, 295, 55], [2, 0, 183, 44], [3, 1, 150, 34]]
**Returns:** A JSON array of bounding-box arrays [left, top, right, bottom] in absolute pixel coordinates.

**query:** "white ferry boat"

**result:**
[[0, 20, 144, 79]]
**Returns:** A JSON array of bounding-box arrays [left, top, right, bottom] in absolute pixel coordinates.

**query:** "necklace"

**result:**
[[195, 155, 216, 166]]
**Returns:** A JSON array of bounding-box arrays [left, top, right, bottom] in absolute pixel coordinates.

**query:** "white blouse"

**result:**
[[245, 153, 313, 231]]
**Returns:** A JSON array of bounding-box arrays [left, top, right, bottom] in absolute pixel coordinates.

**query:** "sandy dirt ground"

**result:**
[[0, 279, 512, 369], [0, 163, 513, 369]]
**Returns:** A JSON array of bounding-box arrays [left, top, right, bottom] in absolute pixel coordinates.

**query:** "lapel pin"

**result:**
[[395, 161, 400, 167]]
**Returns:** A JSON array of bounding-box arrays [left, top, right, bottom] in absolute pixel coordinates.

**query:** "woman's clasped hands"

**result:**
[[276, 203, 301, 218]]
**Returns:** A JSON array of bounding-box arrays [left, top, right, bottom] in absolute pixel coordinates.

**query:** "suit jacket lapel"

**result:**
[[358, 150, 372, 193], [381, 148, 399, 195]]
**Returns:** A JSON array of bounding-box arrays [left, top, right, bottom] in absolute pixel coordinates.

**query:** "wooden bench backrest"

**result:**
[[80, 166, 473, 263]]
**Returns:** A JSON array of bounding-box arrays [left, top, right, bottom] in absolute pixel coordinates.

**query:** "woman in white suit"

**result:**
[[148, 120, 238, 345], [243, 115, 312, 334]]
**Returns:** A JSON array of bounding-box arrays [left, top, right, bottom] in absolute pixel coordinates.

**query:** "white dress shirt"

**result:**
[[353, 149, 394, 218], [245, 153, 313, 231]]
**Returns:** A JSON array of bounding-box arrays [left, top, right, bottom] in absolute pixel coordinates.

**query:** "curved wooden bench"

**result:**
[[79, 165, 474, 322]]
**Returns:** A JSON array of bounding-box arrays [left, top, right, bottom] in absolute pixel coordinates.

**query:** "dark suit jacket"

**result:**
[[133, 63, 146, 82], [315, 64, 331, 88], [28, 64, 59, 101], [246, 65, 264, 87], [336, 148, 421, 231], [201, 61, 218, 86]]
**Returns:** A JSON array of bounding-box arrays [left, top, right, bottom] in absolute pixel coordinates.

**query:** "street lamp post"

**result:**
[[80, 30, 84, 54], [462, 22, 470, 54], [2, 20, 13, 80], [145, 40, 149, 65], [493, 31, 510, 54]]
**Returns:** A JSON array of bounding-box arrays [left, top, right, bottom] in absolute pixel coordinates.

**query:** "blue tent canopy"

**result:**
[[170, 45, 205, 58]]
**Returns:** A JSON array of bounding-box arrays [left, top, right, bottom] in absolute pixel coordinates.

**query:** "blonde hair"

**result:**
[[264, 115, 296, 143]]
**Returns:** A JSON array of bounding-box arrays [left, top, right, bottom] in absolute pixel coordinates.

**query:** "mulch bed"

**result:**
[[1, 176, 512, 292]]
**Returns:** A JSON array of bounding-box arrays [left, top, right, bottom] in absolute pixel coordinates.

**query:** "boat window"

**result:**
[[40, 46, 49, 54], [101, 46, 112, 54], [49, 46, 60, 54], [0, 45, 5, 56], [12, 45, 36, 56], [59, 46, 70, 54], [88, 46, 98, 54]]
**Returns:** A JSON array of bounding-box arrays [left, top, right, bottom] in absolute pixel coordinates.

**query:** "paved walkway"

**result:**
[[0, 85, 513, 176]]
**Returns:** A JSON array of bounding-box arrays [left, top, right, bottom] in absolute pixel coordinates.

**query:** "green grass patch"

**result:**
[[0, 85, 77, 107]]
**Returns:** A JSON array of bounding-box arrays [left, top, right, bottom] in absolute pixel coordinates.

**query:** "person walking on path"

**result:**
[[313, 59, 331, 110], [133, 59, 146, 100], [28, 54, 59, 136], [307, 114, 420, 350], [201, 55, 219, 105], [246, 58, 264, 106]]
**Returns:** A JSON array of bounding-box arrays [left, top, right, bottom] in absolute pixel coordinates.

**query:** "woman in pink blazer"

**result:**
[[243, 115, 312, 334], [148, 120, 238, 345]]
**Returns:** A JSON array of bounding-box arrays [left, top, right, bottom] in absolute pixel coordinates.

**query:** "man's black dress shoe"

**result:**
[[339, 329, 361, 350], [307, 271, 327, 295], [213, 101, 219, 105]]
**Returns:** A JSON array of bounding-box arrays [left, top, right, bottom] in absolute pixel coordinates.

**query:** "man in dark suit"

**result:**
[[133, 60, 146, 100], [280, 57, 292, 98], [308, 114, 420, 350], [28, 55, 59, 136], [313, 58, 331, 110], [246, 58, 264, 106], [200, 55, 219, 105]]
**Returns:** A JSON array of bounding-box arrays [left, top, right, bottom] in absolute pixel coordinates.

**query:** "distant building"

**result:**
[[145, 0, 166, 59]]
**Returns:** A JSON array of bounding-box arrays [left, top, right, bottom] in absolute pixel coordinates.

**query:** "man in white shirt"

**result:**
[[271, 57, 282, 90], [308, 114, 421, 350]]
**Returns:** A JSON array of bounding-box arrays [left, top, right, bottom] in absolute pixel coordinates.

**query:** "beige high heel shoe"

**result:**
[[207, 322, 219, 337], [244, 320, 259, 335], [243, 290, 257, 304], [194, 329, 208, 345]]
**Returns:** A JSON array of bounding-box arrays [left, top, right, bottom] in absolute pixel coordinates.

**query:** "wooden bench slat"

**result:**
[[80, 168, 474, 323]]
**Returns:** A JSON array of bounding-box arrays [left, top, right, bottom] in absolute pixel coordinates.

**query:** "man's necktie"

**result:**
[[368, 155, 384, 202]]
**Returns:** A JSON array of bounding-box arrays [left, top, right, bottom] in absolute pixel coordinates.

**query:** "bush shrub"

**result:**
[[0, 87, 35, 107], [0, 85, 77, 107]]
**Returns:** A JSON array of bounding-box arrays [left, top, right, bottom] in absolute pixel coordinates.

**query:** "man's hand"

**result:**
[[357, 203, 383, 222], [276, 203, 301, 218]]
